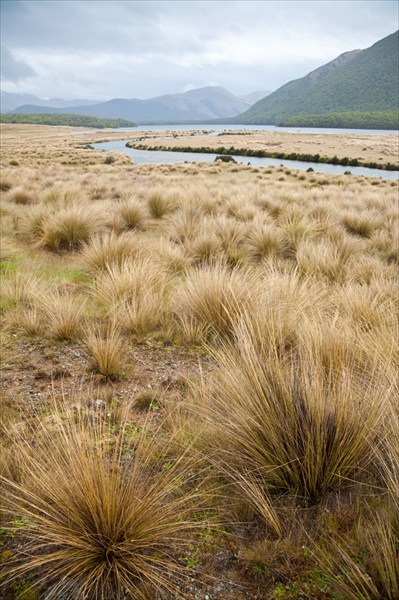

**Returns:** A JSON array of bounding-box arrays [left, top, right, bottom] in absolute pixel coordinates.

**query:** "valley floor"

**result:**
[[0, 124, 398, 600]]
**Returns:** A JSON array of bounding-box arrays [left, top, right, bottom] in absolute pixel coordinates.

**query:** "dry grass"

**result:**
[[172, 262, 254, 342], [83, 320, 130, 380], [91, 258, 171, 336], [80, 231, 146, 273], [7, 187, 36, 205], [193, 317, 392, 504], [1, 123, 398, 599], [318, 508, 399, 600], [39, 289, 87, 341], [117, 196, 148, 231], [147, 187, 176, 219], [0, 407, 206, 599], [38, 204, 102, 251]]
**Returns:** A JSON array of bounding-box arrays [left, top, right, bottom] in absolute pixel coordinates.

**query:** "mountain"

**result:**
[[239, 90, 271, 104], [235, 30, 399, 125], [12, 86, 256, 122], [0, 91, 97, 113]]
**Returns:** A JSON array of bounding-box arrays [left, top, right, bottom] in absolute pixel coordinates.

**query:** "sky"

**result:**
[[1, 0, 398, 101]]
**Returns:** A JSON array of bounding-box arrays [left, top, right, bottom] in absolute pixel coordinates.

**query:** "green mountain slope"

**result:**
[[235, 30, 399, 125]]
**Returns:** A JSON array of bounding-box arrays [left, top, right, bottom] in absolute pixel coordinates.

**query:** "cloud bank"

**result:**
[[1, 0, 397, 99]]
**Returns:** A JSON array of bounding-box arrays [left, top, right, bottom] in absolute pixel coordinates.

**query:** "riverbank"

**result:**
[[124, 129, 399, 170], [127, 141, 398, 171], [2, 123, 397, 170]]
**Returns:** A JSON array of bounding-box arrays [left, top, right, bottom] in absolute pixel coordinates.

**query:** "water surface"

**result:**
[[92, 139, 398, 181], [112, 123, 399, 135]]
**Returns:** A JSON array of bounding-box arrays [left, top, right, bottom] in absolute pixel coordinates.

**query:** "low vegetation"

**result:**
[[279, 110, 399, 130], [0, 123, 398, 599], [0, 113, 136, 128], [127, 141, 399, 170]]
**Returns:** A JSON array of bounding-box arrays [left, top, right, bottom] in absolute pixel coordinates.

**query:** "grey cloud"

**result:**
[[0, 1, 397, 100], [1, 45, 36, 81]]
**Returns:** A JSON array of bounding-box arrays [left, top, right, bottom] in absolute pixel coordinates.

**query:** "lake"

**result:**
[[114, 123, 399, 136], [92, 139, 399, 180]]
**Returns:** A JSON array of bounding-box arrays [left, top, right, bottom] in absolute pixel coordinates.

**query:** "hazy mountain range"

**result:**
[[3, 87, 270, 122], [0, 92, 97, 113], [235, 30, 398, 125], [2, 30, 397, 128]]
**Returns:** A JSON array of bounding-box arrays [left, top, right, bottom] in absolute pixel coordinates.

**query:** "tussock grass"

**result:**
[[39, 289, 87, 341], [27, 204, 52, 238], [7, 187, 36, 205], [245, 222, 285, 261], [341, 211, 378, 238], [318, 508, 399, 600], [194, 315, 392, 504], [117, 196, 148, 231], [0, 271, 47, 313], [147, 187, 176, 219], [153, 239, 190, 274], [5, 305, 44, 336], [296, 239, 349, 282], [83, 320, 130, 379], [80, 231, 145, 273], [91, 258, 171, 336], [0, 408, 206, 599], [38, 204, 102, 251], [173, 263, 254, 342], [280, 211, 318, 257], [41, 186, 84, 207], [0, 177, 13, 192], [168, 205, 205, 244], [186, 232, 223, 265]]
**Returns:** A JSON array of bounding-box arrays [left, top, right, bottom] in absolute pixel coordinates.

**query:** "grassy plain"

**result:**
[[0, 124, 398, 599], [126, 129, 399, 167]]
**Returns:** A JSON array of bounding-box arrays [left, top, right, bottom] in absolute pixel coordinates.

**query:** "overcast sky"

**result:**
[[1, 0, 398, 100]]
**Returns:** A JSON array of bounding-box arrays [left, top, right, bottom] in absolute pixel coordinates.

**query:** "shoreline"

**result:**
[[126, 141, 399, 171]]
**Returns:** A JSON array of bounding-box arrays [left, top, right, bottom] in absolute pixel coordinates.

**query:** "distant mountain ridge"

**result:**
[[10, 87, 263, 122], [235, 30, 399, 125], [0, 91, 96, 113]]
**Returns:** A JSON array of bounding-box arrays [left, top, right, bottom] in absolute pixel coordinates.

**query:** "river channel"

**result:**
[[92, 139, 399, 180]]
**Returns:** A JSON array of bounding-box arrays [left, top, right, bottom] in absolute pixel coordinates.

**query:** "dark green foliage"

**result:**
[[214, 155, 237, 163], [0, 113, 136, 128], [234, 31, 399, 126], [279, 110, 399, 130]]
